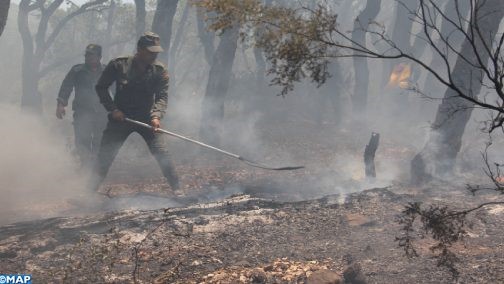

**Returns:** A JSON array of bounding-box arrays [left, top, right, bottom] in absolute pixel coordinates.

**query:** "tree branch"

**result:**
[[43, 0, 108, 55]]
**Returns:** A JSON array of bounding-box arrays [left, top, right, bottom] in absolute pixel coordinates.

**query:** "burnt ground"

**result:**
[[1, 182, 504, 283], [1, 122, 504, 283]]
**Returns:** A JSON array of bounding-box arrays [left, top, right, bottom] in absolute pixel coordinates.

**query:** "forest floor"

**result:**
[[1, 121, 503, 283]]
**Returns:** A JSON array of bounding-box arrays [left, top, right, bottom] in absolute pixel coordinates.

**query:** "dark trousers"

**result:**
[[73, 111, 107, 169], [92, 120, 179, 191]]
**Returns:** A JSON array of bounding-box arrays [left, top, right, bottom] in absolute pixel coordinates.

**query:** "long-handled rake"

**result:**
[[125, 118, 304, 171]]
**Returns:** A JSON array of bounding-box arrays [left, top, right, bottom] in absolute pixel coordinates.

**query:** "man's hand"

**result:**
[[56, 104, 66, 119], [151, 117, 161, 132], [111, 109, 125, 122]]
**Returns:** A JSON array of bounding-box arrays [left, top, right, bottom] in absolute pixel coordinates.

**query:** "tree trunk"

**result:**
[[421, 0, 471, 98], [383, 0, 418, 112], [134, 0, 146, 39], [17, 0, 106, 113], [338, 0, 356, 29], [196, 7, 215, 66], [439, 0, 471, 50], [253, 47, 266, 87], [152, 0, 179, 66], [0, 0, 10, 38], [199, 26, 239, 147], [390, 0, 417, 55], [102, 0, 116, 61], [18, 0, 42, 113], [252, 0, 273, 89], [314, 62, 344, 126], [167, 0, 190, 97], [351, 0, 381, 114], [20, 69, 42, 113], [411, 0, 504, 184], [169, 0, 190, 70]]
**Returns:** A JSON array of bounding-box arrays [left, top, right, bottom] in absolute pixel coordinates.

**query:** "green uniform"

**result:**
[[93, 56, 179, 190], [57, 63, 107, 167], [96, 56, 169, 121]]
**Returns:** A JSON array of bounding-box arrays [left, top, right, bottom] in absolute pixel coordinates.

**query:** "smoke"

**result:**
[[0, 104, 190, 225], [0, 104, 93, 224], [2, 0, 498, 227]]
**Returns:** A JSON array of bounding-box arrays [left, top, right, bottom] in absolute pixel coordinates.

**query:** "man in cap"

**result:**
[[56, 44, 107, 170], [92, 32, 179, 193]]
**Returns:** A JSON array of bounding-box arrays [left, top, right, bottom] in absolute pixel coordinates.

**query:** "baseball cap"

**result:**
[[85, 44, 102, 56], [137, 32, 163, 53]]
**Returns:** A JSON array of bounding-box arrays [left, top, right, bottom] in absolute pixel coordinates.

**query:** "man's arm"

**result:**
[[56, 67, 76, 119], [95, 60, 118, 112], [57, 68, 76, 107], [151, 68, 169, 120]]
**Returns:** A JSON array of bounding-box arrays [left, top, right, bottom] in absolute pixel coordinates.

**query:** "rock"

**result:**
[[191, 260, 202, 266], [345, 213, 370, 227], [306, 269, 342, 284], [343, 263, 367, 284], [250, 269, 268, 283], [234, 260, 251, 267], [263, 264, 274, 271]]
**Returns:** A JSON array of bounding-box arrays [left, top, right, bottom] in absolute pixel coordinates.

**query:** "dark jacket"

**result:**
[[95, 56, 169, 121], [57, 63, 105, 112]]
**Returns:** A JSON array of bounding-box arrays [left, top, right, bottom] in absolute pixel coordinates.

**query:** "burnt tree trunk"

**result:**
[[199, 26, 239, 147], [411, 0, 504, 184], [0, 0, 9, 38], [134, 0, 146, 39], [152, 0, 179, 66], [364, 132, 380, 178], [351, 0, 381, 114]]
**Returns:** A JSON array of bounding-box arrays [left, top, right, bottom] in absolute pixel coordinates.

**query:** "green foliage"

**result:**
[[195, 0, 340, 95], [396, 202, 467, 279]]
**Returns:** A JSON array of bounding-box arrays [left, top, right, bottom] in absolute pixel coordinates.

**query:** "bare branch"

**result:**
[[43, 0, 108, 54]]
